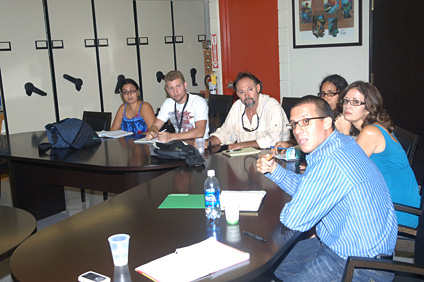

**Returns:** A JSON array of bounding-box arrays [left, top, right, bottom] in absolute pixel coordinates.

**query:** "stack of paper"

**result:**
[[220, 190, 266, 212], [136, 237, 250, 282], [222, 147, 261, 157], [96, 130, 133, 138]]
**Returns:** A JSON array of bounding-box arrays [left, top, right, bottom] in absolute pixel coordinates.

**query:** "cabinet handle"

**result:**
[[25, 83, 47, 97], [63, 74, 83, 91], [115, 75, 125, 94], [190, 68, 198, 87]]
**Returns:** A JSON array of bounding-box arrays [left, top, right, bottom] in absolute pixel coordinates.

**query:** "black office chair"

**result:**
[[82, 111, 112, 132], [281, 97, 301, 121], [342, 200, 424, 281], [208, 94, 233, 134], [82, 111, 112, 202], [394, 126, 419, 166], [0, 158, 8, 198]]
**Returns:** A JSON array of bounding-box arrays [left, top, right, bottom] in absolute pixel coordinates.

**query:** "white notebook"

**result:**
[[134, 137, 157, 144], [96, 130, 133, 139], [135, 237, 249, 282], [220, 190, 266, 212]]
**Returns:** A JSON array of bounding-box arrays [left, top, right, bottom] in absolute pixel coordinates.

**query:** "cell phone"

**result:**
[[78, 271, 110, 282]]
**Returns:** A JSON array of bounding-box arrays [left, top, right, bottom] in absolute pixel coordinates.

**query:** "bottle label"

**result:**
[[205, 189, 219, 208]]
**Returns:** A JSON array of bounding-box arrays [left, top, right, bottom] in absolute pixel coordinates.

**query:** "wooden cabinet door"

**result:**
[[48, 0, 101, 119], [95, 0, 138, 114], [219, 0, 280, 100], [173, 1, 206, 93], [137, 1, 174, 111], [0, 0, 56, 134]]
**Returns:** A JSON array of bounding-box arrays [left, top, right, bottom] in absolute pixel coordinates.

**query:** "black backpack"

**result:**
[[153, 140, 205, 166]]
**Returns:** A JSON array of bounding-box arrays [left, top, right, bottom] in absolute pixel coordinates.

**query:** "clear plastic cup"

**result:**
[[195, 137, 205, 154], [225, 203, 240, 225], [108, 234, 130, 266]]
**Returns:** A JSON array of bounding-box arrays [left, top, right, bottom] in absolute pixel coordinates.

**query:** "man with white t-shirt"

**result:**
[[147, 70, 209, 142]]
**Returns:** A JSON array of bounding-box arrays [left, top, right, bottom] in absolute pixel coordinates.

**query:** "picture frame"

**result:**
[[292, 0, 362, 48]]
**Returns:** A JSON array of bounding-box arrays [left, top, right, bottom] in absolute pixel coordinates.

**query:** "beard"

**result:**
[[244, 98, 256, 108]]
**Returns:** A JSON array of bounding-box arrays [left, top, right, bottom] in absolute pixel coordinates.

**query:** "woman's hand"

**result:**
[[256, 154, 277, 174], [335, 114, 352, 135]]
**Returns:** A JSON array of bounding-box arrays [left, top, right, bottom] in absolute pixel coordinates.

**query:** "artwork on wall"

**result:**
[[292, 0, 362, 48]]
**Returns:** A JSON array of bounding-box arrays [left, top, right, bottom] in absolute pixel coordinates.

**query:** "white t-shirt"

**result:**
[[157, 93, 209, 138]]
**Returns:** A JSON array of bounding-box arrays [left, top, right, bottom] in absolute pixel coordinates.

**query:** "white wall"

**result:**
[[280, 0, 370, 100], [208, 0, 370, 101]]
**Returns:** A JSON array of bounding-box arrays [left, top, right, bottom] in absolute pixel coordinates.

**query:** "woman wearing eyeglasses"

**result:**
[[317, 74, 347, 116], [110, 78, 155, 135], [337, 81, 420, 228]]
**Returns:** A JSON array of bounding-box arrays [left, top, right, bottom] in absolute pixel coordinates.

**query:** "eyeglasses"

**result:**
[[121, 89, 137, 95], [286, 116, 328, 130], [242, 109, 259, 132], [318, 91, 339, 98], [342, 98, 365, 106]]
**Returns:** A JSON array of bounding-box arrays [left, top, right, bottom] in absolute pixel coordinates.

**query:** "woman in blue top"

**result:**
[[111, 78, 155, 135], [336, 81, 421, 228]]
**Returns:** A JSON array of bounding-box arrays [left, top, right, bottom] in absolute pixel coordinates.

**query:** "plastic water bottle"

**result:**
[[204, 169, 221, 220]]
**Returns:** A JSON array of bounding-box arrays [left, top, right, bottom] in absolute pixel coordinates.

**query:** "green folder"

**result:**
[[158, 194, 205, 209]]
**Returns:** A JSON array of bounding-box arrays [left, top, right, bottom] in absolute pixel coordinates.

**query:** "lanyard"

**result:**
[[174, 93, 189, 132]]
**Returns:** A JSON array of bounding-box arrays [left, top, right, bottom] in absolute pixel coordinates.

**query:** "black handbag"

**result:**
[[38, 118, 101, 151], [153, 140, 205, 166]]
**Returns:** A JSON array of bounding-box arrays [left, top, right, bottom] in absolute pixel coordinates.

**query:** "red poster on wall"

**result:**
[[211, 34, 219, 68]]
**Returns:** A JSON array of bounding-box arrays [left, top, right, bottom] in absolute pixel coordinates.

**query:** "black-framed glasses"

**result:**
[[286, 116, 328, 130], [121, 89, 137, 95], [242, 109, 259, 132], [342, 98, 366, 106], [317, 91, 339, 98]]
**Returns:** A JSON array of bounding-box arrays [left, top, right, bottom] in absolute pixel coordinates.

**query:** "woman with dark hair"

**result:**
[[110, 78, 155, 135], [337, 81, 421, 227], [318, 74, 348, 116]]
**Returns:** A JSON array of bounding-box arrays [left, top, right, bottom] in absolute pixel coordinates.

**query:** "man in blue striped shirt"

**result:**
[[257, 95, 397, 281]]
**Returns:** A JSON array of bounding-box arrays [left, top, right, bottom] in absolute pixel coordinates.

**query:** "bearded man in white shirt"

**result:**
[[207, 72, 291, 150]]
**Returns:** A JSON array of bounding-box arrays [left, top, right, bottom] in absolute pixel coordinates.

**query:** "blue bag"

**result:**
[[41, 118, 101, 150]]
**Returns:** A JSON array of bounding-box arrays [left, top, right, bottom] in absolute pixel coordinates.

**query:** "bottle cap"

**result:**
[[207, 170, 215, 177]]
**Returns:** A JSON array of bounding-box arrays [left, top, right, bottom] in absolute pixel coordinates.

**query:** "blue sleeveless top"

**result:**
[[369, 124, 421, 228], [121, 102, 148, 135]]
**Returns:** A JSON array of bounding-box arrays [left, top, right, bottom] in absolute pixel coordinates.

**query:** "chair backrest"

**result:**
[[82, 111, 112, 131], [414, 197, 424, 267], [394, 126, 419, 165], [208, 94, 233, 134], [281, 97, 301, 121], [208, 94, 233, 115]]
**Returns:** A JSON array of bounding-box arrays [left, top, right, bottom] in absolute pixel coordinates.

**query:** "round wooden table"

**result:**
[[0, 206, 37, 261]]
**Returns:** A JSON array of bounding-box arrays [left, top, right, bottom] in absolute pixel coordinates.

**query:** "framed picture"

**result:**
[[292, 0, 362, 48]]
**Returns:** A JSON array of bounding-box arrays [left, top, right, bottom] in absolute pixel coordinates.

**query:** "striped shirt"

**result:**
[[267, 131, 397, 259]]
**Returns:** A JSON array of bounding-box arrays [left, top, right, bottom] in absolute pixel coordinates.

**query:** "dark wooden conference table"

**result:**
[[0, 131, 184, 220], [10, 148, 302, 282], [0, 206, 36, 261]]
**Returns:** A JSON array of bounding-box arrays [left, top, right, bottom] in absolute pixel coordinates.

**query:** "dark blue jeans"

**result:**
[[274, 237, 394, 282]]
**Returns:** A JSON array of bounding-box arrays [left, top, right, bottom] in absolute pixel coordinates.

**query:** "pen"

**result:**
[[226, 149, 242, 152], [267, 154, 274, 161], [243, 231, 267, 243], [270, 146, 288, 150]]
